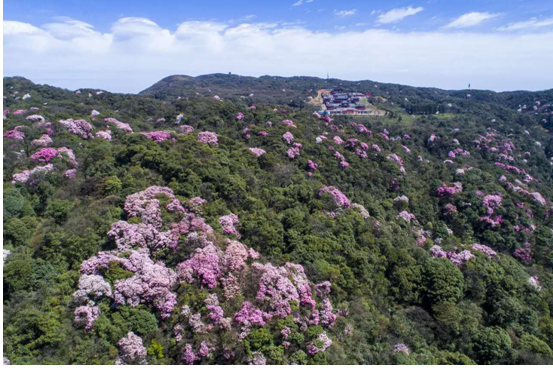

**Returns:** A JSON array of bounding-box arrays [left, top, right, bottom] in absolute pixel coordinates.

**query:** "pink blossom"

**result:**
[[30, 148, 59, 162], [74, 305, 101, 330], [3, 130, 25, 140], [104, 118, 133, 133], [58, 147, 78, 167], [396, 211, 416, 223], [31, 134, 53, 147], [198, 131, 218, 145], [236, 112, 244, 120], [282, 132, 294, 144], [436, 182, 463, 197], [471, 243, 497, 258], [282, 119, 296, 128], [235, 301, 271, 327], [12, 164, 55, 185], [394, 344, 410, 355], [529, 276, 541, 290], [179, 125, 194, 134], [249, 352, 266, 365], [59, 119, 93, 139], [220, 214, 241, 238], [116, 332, 147, 365], [64, 169, 77, 179], [287, 146, 300, 159], [307, 159, 318, 171], [141, 131, 172, 142], [351, 203, 370, 219], [249, 147, 266, 157], [319, 186, 351, 208], [26, 114, 45, 123], [95, 130, 112, 141], [307, 332, 332, 355], [529, 192, 546, 206], [182, 344, 198, 365]]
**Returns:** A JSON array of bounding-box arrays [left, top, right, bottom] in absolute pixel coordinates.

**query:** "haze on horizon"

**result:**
[[4, 0, 553, 93]]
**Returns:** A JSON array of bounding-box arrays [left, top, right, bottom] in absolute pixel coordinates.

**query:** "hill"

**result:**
[[3, 75, 553, 365], [140, 73, 553, 120]]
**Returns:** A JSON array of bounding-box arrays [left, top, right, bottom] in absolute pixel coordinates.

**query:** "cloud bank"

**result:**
[[3, 17, 553, 93]]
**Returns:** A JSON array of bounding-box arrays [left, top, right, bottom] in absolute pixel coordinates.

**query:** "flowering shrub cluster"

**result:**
[[430, 245, 475, 266], [471, 243, 497, 258], [30, 148, 59, 162], [59, 119, 93, 139], [95, 130, 112, 141], [105, 117, 133, 133], [249, 147, 266, 157], [178, 125, 194, 134], [198, 131, 218, 145], [115, 332, 148, 365], [3, 129, 25, 140], [282, 132, 294, 144], [71, 187, 339, 364], [436, 182, 463, 197], [394, 343, 410, 355], [219, 213, 241, 239], [386, 153, 405, 174], [282, 119, 296, 128], [12, 164, 55, 185], [319, 186, 351, 208], [141, 131, 172, 142], [396, 211, 416, 224], [31, 134, 53, 147]]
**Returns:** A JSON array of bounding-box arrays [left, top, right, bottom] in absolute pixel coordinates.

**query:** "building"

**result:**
[[320, 90, 371, 115]]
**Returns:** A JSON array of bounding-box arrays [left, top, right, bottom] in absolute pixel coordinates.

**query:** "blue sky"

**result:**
[[4, 0, 553, 92]]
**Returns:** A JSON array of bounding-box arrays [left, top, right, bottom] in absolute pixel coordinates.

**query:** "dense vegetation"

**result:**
[[3, 75, 553, 365]]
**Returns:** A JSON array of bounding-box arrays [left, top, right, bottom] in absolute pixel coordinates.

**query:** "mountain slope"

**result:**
[[3, 76, 553, 365]]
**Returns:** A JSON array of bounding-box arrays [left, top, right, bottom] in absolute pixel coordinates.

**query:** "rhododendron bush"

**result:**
[[73, 187, 339, 364]]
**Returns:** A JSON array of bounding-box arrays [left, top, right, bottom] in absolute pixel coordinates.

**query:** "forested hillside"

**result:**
[[3, 75, 553, 365]]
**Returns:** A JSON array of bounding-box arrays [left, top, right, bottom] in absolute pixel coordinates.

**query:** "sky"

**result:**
[[3, 0, 553, 93]]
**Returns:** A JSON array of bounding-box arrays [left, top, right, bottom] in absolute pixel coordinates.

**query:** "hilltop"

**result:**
[[140, 73, 553, 119]]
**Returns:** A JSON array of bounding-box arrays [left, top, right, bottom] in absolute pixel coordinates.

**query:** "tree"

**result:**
[[421, 258, 465, 306], [470, 327, 512, 364]]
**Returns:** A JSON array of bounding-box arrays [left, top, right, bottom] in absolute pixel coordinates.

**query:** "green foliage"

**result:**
[[46, 200, 75, 224], [422, 258, 465, 306], [470, 327, 512, 364]]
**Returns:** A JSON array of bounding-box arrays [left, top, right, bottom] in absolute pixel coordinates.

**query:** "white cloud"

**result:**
[[334, 9, 357, 18], [293, 0, 313, 6], [377, 6, 423, 24], [4, 17, 553, 92], [498, 17, 553, 31], [445, 12, 501, 28], [4, 20, 44, 35]]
